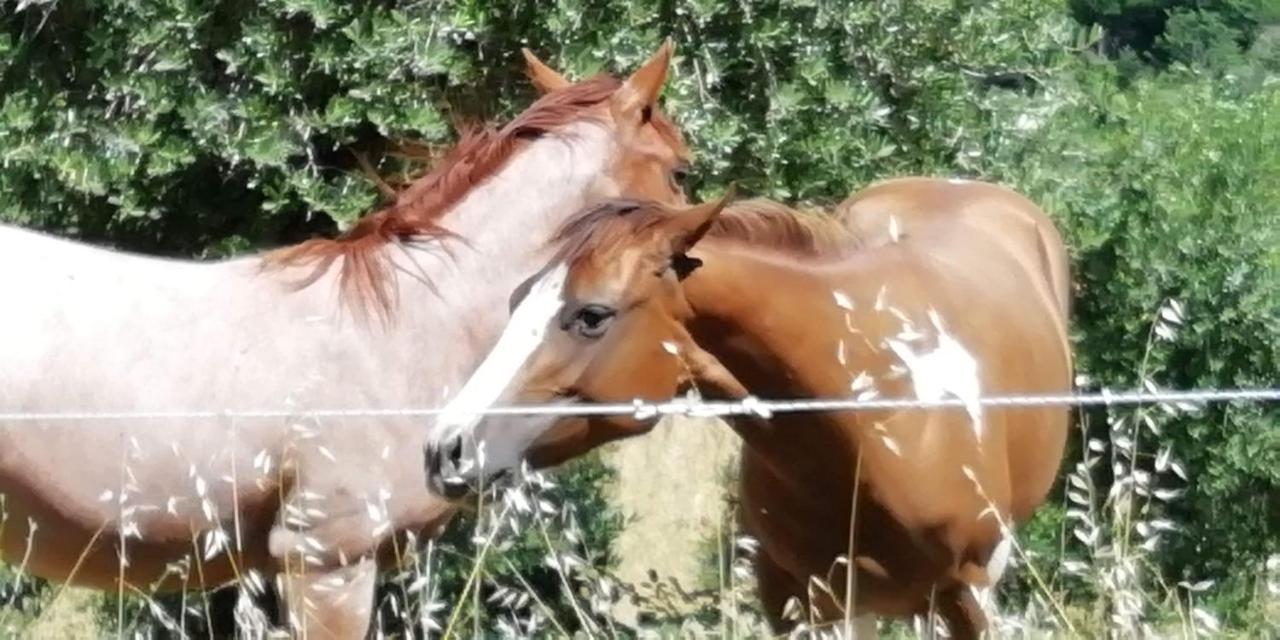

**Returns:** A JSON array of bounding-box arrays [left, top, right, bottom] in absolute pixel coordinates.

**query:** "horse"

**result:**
[[0, 41, 691, 639], [425, 179, 1073, 638]]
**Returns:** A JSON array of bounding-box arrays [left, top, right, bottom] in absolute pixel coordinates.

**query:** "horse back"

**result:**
[[836, 177, 1071, 330]]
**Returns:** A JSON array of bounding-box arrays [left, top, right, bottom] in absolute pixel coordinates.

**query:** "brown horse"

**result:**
[[0, 43, 689, 638], [426, 179, 1072, 637]]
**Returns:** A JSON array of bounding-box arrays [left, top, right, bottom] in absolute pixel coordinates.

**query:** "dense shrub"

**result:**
[[0, 563, 46, 633], [1067, 0, 1271, 62], [982, 64, 1280, 614]]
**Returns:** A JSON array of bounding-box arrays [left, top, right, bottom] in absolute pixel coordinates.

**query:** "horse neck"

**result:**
[[383, 121, 619, 382], [430, 120, 617, 250], [683, 242, 875, 471]]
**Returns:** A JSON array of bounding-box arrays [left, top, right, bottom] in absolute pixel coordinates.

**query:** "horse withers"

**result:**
[[0, 42, 691, 639], [425, 179, 1072, 637]]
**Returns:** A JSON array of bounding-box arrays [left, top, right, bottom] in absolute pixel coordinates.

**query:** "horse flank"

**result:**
[[263, 75, 686, 314]]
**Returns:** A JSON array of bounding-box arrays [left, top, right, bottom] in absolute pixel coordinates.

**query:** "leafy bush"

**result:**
[[0, 563, 46, 634], [977, 61, 1280, 618], [1068, 0, 1270, 62], [2, 0, 483, 254], [1162, 8, 1249, 67], [411, 454, 625, 636]]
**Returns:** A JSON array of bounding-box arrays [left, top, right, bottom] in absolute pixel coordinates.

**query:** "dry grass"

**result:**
[[20, 589, 102, 639], [603, 414, 739, 625]]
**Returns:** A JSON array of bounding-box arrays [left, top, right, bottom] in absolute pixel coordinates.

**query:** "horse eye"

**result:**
[[671, 166, 690, 186], [570, 304, 616, 339]]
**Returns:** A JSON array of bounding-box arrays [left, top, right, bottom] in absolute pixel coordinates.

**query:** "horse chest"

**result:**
[[737, 449, 996, 612], [737, 455, 853, 579]]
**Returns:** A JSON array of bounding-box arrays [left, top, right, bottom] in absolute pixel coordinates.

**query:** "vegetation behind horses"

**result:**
[[2, 0, 1277, 634]]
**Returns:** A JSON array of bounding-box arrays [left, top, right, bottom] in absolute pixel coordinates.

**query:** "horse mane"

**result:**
[[708, 198, 857, 256], [263, 74, 685, 315], [552, 197, 856, 265]]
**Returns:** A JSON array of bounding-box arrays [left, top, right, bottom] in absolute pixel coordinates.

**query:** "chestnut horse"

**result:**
[[0, 43, 689, 638], [426, 179, 1072, 637]]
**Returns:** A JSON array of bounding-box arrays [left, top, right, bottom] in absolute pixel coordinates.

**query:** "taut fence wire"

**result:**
[[0, 387, 1278, 423]]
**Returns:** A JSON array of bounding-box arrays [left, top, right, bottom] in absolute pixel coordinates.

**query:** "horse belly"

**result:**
[[1, 477, 213, 590], [0, 427, 281, 590], [738, 450, 1005, 622]]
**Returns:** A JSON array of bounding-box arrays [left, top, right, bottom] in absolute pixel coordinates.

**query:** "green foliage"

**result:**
[[0, 0, 468, 254], [1162, 7, 1249, 66], [0, 563, 46, 632], [1252, 23, 1280, 69], [419, 455, 625, 634], [1068, 0, 1272, 66], [644, 0, 1075, 200], [0, 498, 44, 629], [977, 62, 1280, 616], [999, 501, 1069, 607]]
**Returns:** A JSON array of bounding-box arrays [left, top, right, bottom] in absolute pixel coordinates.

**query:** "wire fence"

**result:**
[[0, 387, 1278, 423]]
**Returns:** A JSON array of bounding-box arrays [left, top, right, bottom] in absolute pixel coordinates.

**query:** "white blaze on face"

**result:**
[[435, 262, 570, 439], [886, 308, 984, 440]]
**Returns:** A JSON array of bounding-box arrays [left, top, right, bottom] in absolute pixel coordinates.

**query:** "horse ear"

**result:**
[[614, 38, 674, 121], [521, 48, 570, 94], [661, 184, 735, 254]]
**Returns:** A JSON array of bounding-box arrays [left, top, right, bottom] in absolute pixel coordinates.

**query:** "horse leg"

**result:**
[[936, 586, 986, 640], [751, 543, 878, 636], [753, 549, 804, 633], [277, 555, 377, 640]]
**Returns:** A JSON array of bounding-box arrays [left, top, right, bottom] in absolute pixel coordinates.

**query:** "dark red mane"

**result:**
[[264, 74, 684, 316]]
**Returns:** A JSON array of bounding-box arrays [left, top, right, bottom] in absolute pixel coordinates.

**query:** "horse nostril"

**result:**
[[431, 441, 445, 472], [447, 437, 465, 467]]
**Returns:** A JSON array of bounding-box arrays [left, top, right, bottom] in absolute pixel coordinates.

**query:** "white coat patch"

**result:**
[[885, 309, 983, 440]]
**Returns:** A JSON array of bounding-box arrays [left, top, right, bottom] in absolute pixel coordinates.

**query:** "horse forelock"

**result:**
[[262, 74, 634, 316], [550, 199, 657, 265]]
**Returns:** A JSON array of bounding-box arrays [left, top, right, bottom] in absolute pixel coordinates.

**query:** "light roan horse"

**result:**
[[426, 178, 1072, 637], [0, 42, 689, 638]]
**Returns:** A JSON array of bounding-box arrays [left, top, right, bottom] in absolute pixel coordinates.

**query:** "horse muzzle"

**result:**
[[424, 430, 511, 500]]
